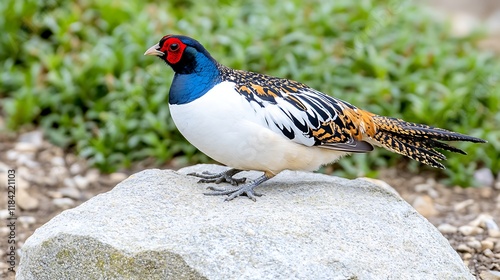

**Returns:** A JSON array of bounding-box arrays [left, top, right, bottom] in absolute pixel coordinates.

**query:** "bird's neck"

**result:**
[[169, 52, 222, 105]]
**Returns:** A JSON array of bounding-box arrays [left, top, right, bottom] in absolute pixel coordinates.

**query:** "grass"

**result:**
[[1, 0, 498, 185]]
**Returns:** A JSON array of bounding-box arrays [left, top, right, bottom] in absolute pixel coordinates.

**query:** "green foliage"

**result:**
[[1, 0, 498, 184]]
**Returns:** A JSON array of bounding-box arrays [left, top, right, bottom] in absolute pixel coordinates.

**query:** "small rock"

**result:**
[[18, 130, 44, 147], [458, 225, 484, 236], [50, 166, 69, 181], [466, 240, 481, 251], [0, 161, 10, 173], [474, 167, 495, 187], [69, 163, 83, 175], [456, 244, 473, 253], [485, 219, 500, 231], [63, 177, 77, 189], [0, 260, 7, 270], [65, 153, 78, 164], [38, 150, 53, 163], [14, 142, 38, 153], [483, 248, 495, 258], [17, 188, 39, 211], [481, 240, 495, 251], [17, 177, 31, 192], [51, 156, 65, 166], [414, 183, 432, 192], [437, 223, 458, 234], [495, 242, 500, 252], [453, 199, 475, 212], [414, 181, 439, 198], [0, 209, 10, 219], [6, 150, 18, 161], [85, 169, 100, 184], [38, 175, 58, 187], [17, 155, 40, 168], [463, 236, 476, 243], [480, 270, 500, 280], [53, 198, 75, 209], [462, 253, 472, 260], [469, 213, 498, 230], [18, 216, 36, 228], [484, 237, 498, 243], [412, 195, 438, 218], [74, 175, 90, 190], [452, 186, 465, 194], [59, 187, 81, 200], [47, 191, 63, 199], [479, 187, 493, 198], [17, 166, 33, 181], [0, 227, 9, 235], [427, 189, 439, 199], [488, 229, 500, 238], [109, 172, 128, 183]]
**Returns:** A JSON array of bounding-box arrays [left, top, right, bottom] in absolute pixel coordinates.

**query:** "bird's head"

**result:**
[[144, 35, 215, 74]]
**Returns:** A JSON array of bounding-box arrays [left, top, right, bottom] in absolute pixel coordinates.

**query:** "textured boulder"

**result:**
[[18, 164, 473, 279]]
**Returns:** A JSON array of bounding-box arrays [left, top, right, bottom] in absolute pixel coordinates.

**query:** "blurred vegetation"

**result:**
[[0, 0, 498, 185]]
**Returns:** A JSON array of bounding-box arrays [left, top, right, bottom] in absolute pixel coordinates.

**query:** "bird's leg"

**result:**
[[187, 168, 246, 186], [204, 172, 274, 202]]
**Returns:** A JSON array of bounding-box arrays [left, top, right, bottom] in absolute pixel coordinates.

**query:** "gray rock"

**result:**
[[18, 216, 37, 228], [0, 210, 9, 220], [50, 156, 65, 167], [73, 175, 90, 190], [52, 197, 75, 209], [69, 163, 83, 175], [59, 186, 81, 200], [474, 167, 495, 187], [18, 164, 473, 280], [438, 223, 458, 234], [85, 168, 100, 184], [18, 130, 44, 147]]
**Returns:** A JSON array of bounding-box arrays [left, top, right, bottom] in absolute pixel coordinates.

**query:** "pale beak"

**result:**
[[144, 43, 165, 56]]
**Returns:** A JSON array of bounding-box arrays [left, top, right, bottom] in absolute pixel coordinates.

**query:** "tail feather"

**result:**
[[370, 116, 486, 169]]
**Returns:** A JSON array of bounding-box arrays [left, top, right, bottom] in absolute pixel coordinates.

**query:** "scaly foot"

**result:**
[[204, 174, 271, 201], [187, 168, 246, 186]]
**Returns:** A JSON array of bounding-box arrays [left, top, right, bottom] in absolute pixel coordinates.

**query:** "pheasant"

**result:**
[[145, 35, 486, 201]]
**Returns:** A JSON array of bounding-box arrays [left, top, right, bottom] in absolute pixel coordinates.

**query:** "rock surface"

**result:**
[[17, 164, 473, 279]]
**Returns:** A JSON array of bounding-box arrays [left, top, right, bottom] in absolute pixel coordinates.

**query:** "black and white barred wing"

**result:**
[[234, 76, 374, 153]]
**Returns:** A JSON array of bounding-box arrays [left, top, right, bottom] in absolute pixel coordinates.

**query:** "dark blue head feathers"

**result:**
[[154, 35, 222, 104]]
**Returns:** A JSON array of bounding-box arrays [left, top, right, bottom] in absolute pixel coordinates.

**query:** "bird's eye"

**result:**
[[169, 43, 179, 51]]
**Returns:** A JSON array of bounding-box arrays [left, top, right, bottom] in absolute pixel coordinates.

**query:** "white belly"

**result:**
[[169, 82, 347, 174]]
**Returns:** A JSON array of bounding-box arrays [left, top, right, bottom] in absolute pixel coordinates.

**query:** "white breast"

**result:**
[[169, 82, 347, 174]]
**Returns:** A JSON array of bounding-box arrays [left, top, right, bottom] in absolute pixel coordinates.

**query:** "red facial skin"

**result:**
[[159, 37, 187, 64]]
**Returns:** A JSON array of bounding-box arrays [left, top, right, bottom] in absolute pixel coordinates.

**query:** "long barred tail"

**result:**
[[370, 116, 486, 169]]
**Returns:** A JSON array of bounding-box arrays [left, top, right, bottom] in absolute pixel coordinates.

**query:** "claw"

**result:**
[[188, 169, 246, 185], [203, 174, 270, 201]]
